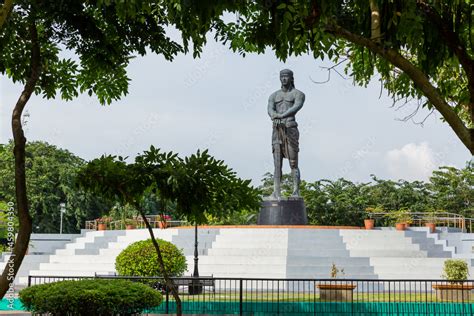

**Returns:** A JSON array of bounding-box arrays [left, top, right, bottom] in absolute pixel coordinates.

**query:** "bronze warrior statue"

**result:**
[[267, 69, 305, 199]]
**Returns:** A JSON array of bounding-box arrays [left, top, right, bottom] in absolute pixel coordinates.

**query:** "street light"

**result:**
[[193, 223, 199, 277], [59, 203, 66, 234], [189, 222, 203, 295]]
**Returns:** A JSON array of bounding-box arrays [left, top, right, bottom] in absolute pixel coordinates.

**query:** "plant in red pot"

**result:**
[[390, 209, 412, 231], [317, 263, 356, 301], [364, 206, 383, 230], [424, 209, 439, 233], [158, 214, 172, 229], [124, 219, 137, 230], [433, 259, 474, 301], [96, 216, 111, 231]]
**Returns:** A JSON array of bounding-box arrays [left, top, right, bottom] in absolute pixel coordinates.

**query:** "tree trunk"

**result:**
[[0, 21, 40, 299], [0, 0, 14, 29], [137, 208, 182, 316]]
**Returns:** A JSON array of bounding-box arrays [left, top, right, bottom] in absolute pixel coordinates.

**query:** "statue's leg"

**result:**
[[289, 152, 300, 197], [287, 126, 300, 197], [272, 145, 282, 199]]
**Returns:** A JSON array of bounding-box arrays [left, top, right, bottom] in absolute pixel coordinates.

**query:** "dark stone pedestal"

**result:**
[[258, 198, 308, 225]]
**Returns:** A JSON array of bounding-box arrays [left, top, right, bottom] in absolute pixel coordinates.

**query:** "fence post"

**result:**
[[239, 279, 243, 316], [388, 281, 391, 314], [165, 288, 169, 314], [277, 280, 279, 315]]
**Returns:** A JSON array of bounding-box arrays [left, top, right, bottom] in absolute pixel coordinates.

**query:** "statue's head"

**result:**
[[280, 69, 295, 89]]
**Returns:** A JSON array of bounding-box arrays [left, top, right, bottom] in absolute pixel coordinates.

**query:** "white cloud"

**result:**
[[385, 142, 437, 181]]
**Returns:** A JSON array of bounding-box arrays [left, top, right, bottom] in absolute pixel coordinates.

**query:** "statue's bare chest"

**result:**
[[274, 91, 296, 112]]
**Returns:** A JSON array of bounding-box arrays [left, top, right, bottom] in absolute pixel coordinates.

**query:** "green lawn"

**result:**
[[167, 291, 474, 303]]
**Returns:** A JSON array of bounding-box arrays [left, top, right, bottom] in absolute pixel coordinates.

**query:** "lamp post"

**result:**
[[189, 222, 203, 294], [59, 203, 66, 234], [193, 223, 200, 276]]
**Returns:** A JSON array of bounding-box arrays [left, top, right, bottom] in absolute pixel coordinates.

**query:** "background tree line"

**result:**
[[256, 164, 473, 226], [0, 141, 472, 232]]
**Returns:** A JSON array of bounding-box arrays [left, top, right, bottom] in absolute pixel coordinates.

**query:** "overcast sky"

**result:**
[[1, 38, 471, 185]]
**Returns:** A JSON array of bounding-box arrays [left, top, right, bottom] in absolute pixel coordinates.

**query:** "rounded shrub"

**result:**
[[116, 238, 187, 277], [442, 259, 469, 283], [19, 279, 162, 315]]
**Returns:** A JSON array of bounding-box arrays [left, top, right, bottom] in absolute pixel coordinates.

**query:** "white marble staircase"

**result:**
[[1, 227, 470, 286]]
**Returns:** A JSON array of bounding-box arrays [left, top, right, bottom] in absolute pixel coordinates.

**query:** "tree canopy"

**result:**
[[0, 0, 231, 302], [211, 0, 474, 154], [0, 141, 112, 233], [76, 146, 261, 223]]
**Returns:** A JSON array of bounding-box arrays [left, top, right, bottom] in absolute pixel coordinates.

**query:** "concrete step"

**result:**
[[38, 262, 115, 271], [287, 257, 371, 266], [48, 255, 117, 264], [195, 264, 286, 274], [98, 247, 206, 257], [206, 248, 351, 257], [29, 270, 106, 277], [287, 266, 374, 274], [209, 243, 347, 250], [348, 250, 427, 258], [340, 230, 414, 236], [192, 256, 287, 265], [370, 257, 453, 266], [373, 266, 444, 275], [286, 273, 378, 279], [344, 243, 420, 250], [374, 273, 446, 279]]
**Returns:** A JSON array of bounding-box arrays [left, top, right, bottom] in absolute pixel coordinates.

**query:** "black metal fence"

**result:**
[[27, 276, 474, 315]]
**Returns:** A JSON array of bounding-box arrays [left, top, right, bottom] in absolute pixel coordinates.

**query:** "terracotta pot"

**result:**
[[395, 223, 406, 231], [317, 284, 357, 301], [97, 223, 107, 231], [126, 224, 136, 230], [364, 219, 375, 230], [425, 222, 436, 233], [158, 221, 168, 229], [432, 284, 474, 301]]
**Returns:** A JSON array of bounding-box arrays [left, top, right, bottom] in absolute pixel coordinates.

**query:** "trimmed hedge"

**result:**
[[19, 279, 162, 315], [116, 238, 187, 277]]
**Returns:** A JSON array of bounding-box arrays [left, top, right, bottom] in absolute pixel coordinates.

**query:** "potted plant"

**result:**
[[157, 214, 171, 229], [389, 209, 412, 231], [364, 206, 383, 230], [317, 263, 356, 301], [96, 216, 111, 231], [124, 219, 137, 230], [424, 209, 438, 233], [433, 259, 474, 301]]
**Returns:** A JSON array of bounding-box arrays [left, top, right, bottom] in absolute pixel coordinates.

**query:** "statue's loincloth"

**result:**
[[272, 123, 299, 158]]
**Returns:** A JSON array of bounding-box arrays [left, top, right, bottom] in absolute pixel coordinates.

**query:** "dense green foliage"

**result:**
[[19, 279, 162, 315], [1, 1, 184, 104], [116, 239, 187, 277], [258, 162, 473, 226], [442, 259, 470, 282], [77, 147, 261, 224], [212, 0, 474, 153], [0, 141, 112, 233]]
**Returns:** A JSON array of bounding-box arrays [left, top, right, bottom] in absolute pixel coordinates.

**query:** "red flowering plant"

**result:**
[[159, 214, 172, 222]]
